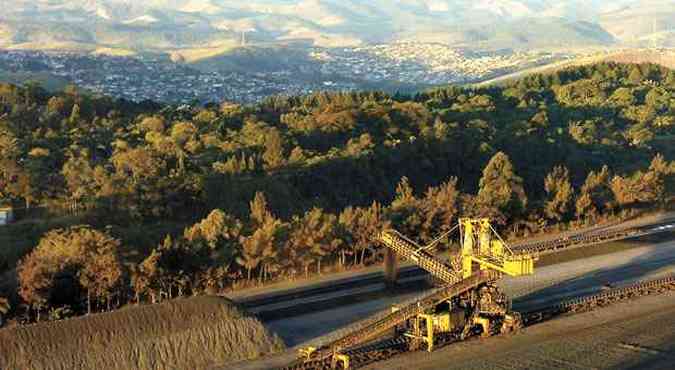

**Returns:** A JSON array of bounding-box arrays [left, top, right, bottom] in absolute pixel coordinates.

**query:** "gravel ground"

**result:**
[[502, 239, 675, 304], [363, 291, 675, 370]]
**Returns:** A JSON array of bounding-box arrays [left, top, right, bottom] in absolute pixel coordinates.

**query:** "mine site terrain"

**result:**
[[0, 43, 673, 370], [222, 213, 675, 370]]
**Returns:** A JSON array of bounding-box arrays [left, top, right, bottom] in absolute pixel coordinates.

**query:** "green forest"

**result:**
[[0, 62, 674, 324]]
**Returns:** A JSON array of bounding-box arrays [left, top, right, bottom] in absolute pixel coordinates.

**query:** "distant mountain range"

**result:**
[[1, 0, 673, 54]]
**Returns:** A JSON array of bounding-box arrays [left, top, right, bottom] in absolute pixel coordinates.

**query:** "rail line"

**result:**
[[512, 226, 638, 256], [241, 220, 673, 314], [520, 275, 675, 325], [279, 275, 675, 370], [512, 218, 675, 256]]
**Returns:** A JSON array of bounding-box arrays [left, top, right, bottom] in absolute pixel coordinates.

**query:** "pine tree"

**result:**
[[644, 154, 673, 204], [61, 154, 97, 213], [288, 208, 340, 276], [627, 66, 644, 85], [420, 177, 459, 241], [17, 226, 123, 316], [0, 127, 33, 206], [611, 154, 674, 206], [0, 296, 9, 327], [79, 234, 123, 313], [238, 219, 281, 282], [132, 248, 161, 303], [576, 166, 613, 221], [263, 129, 285, 170], [184, 209, 242, 257], [170, 121, 199, 172], [544, 166, 573, 221], [339, 202, 388, 266], [249, 192, 273, 227], [476, 152, 527, 222], [234, 192, 282, 281], [69, 103, 81, 124], [0, 297, 9, 315], [138, 115, 166, 133], [389, 177, 423, 238]]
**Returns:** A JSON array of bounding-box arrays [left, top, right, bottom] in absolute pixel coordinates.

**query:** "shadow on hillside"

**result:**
[[210, 95, 660, 219]]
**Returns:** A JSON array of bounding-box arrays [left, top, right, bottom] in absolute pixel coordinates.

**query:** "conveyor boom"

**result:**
[[310, 270, 499, 360], [379, 229, 460, 284]]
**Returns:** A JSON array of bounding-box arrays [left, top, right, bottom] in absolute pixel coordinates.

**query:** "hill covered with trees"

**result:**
[[0, 62, 673, 325]]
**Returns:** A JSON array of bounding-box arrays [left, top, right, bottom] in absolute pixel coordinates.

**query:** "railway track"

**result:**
[[279, 275, 675, 370], [520, 275, 675, 326], [241, 220, 674, 315], [511, 219, 675, 256]]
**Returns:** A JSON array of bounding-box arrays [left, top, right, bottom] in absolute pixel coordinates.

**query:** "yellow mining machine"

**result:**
[[297, 218, 537, 369]]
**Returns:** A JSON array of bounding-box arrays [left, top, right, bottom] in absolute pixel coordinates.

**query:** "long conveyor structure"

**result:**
[[379, 229, 461, 284], [297, 219, 533, 369], [290, 216, 675, 369], [511, 226, 641, 256], [303, 270, 500, 363]]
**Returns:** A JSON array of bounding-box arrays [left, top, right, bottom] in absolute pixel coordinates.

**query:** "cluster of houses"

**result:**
[[0, 50, 355, 104], [310, 43, 565, 85]]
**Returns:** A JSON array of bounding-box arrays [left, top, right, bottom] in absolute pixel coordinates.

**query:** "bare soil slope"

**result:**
[[0, 296, 285, 370], [604, 49, 675, 69]]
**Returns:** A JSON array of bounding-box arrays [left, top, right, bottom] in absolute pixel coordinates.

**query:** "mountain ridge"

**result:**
[[0, 0, 673, 52]]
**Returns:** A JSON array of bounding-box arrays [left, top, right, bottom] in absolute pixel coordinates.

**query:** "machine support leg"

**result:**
[[384, 249, 399, 288], [410, 316, 421, 350], [332, 354, 350, 369], [425, 315, 434, 352]]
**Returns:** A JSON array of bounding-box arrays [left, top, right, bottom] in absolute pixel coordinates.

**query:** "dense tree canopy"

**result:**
[[17, 226, 123, 317], [1, 62, 674, 323]]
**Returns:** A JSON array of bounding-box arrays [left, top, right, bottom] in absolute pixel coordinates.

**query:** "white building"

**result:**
[[0, 206, 14, 226]]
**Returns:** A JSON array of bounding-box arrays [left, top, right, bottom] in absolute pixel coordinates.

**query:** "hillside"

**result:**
[[2, 1, 673, 52], [475, 49, 675, 87], [190, 44, 318, 73], [0, 70, 69, 91], [605, 49, 675, 69], [599, 0, 675, 47], [0, 62, 673, 333], [0, 296, 285, 369]]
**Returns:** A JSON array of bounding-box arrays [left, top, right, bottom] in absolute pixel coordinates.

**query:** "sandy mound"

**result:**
[[0, 296, 285, 370]]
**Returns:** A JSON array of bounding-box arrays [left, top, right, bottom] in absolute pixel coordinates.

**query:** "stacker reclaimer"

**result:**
[[294, 218, 537, 369]]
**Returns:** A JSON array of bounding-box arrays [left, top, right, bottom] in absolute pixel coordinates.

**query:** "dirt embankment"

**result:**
[[0, 296, 285, 370], [604, 49, 675, 69]]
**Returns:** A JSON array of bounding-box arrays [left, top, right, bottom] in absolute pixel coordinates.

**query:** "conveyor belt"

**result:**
[[511, 227, 641, 256], [309, 270, 500, 360], [283, 274, 675, 370], [379, 230, 461, 284]]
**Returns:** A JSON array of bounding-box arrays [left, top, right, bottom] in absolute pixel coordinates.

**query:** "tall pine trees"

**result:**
[[476, 152, 527, 223]]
